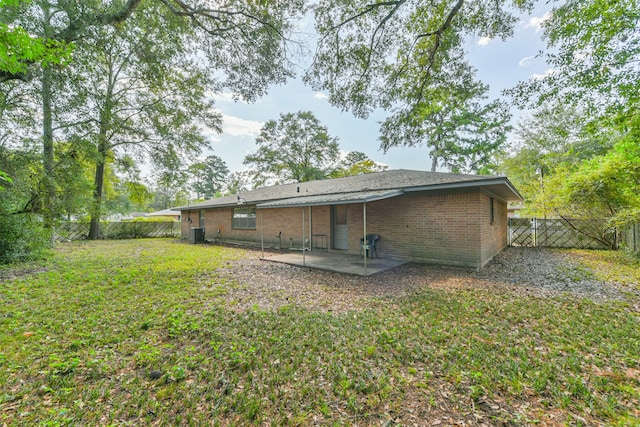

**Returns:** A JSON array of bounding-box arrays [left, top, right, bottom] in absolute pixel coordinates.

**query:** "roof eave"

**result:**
[[404, 177, 523, 201]]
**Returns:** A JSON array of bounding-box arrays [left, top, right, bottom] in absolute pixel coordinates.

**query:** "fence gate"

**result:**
[[508, 218, 616, 249], [508, 218, 534, 246]]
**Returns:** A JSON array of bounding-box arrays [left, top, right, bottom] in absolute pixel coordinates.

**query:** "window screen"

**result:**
[[232, 206, 256, 229]]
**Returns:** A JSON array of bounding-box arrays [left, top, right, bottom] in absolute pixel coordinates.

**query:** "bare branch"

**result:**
[[332, 0, 407, 30]]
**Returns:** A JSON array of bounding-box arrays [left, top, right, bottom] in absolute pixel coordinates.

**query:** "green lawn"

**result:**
[[1, 239, 638, 426]]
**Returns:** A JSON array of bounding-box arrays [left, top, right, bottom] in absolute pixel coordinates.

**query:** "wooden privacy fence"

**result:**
[[57, 222, 180, 241], [508, 218, 617, 249], [620, 222, 640, 253]]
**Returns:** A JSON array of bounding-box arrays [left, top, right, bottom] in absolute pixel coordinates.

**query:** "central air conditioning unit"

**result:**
[[190, 227, 205, 244]]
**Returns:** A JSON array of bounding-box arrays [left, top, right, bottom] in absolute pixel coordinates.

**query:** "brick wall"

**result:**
[[180, 189, 508, 267], [352, 192, 484, 266], [180, 210, 203, 239], [479, 193, 508, 266], [181, 205, 331, 250]]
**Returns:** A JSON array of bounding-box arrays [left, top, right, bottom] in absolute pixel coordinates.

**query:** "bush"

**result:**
[[0, 212, 51, 264]]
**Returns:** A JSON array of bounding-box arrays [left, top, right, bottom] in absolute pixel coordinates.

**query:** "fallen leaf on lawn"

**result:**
[[625, 368, 640, 380]]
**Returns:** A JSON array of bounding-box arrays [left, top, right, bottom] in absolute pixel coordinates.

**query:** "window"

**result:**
[[232, 206, 256, 229], [489, 197, 495, 224]]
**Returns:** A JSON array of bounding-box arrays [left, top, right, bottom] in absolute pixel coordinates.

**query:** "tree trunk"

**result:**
[[42, 67, 54, 220], [88, 59, 116, 240], [88, 122, 109, 240], [41, 51, 55, 246], [431, 137, 441, 172], [88, 154, 105, 240]]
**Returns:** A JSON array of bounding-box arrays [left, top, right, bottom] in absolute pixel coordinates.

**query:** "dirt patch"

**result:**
[[0, 265, 49, 283], [212, 247, 635, 313]]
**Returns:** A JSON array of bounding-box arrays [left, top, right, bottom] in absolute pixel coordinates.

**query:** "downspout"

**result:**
[[302, 207, 306, 266], [363, 203, 367, 276]]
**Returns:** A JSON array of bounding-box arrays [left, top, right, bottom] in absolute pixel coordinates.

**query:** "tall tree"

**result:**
[[224, 171, 253, 195], [330, 151, 387, 178], [498, 104, 612, 216], [61, 4, 218, 239], [1, 0, 304, 240], [244, 111, 341, 185], [506, 0, 640, 226], [189, 155, 229, 200], [379, 67, 510, 173]]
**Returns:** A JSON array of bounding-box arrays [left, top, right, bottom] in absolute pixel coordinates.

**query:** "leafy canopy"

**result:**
[[307, 0, 533, 118], [244, 111, 341, 185]]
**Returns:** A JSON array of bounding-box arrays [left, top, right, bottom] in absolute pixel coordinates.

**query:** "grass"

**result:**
[[1, 239, 639, 426]]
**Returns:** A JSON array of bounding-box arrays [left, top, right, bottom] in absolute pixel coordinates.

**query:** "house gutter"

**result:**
[[403, 177, 523, 201]]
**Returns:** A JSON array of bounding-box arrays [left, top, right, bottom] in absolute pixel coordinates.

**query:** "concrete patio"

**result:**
[[262, 251, 407, 276]]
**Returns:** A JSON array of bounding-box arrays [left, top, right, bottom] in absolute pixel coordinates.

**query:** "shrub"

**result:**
[[0, 212, 51, 264]]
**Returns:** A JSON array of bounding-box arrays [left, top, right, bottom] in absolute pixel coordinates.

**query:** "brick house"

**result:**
[[175, 170, 522, 268]]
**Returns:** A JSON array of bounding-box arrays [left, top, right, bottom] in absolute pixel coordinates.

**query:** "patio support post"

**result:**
[[309, 206, 312, 250], [302, 207, 306, 266], [260, 209, 264, 259], [363, 203, 367, 276]]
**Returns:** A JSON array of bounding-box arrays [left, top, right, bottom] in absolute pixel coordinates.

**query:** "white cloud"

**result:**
[[518, 55, 536, 67], [524, 11, 552, 32], [314, 91, 329, 100], [219, 113, 264, 137], [200, 111, 263, 143], [532, 68, 556, 80], [206, 91, 248, 104], [477, 36, 492, 47]]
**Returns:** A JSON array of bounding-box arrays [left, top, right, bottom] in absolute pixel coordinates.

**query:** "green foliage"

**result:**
[[542, 133, 640, 226], [330, 151, 387, 178], [224, 170, 253, 194], [501, 105, 639, 225], [307, 0, 532, 118], [2, 0, 305, 241], [0, 240, 638, 424], [244, 111, 341, 185], [0, 210, 50, 264], [511, 0, 640, 111], [188, 155, 229, 199], [0, 169, 12, 190], [499, 105, 612, 216], [504, 0, 639, 223], [0, 0, 73, 81], [379, 71, 511, 173]]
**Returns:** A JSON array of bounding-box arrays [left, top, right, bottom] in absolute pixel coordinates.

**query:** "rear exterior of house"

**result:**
[[176, 170, 519, 268]]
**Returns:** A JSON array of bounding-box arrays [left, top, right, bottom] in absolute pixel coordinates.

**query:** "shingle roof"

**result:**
[[174, 169, 522, 211]]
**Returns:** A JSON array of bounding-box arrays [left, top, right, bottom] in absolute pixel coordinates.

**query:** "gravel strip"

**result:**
[[212, 247, 636, 313]]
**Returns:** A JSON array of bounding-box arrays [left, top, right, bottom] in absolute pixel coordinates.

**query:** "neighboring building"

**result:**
[[174, 170, 522, 268], [507, 202, 524, 218], [146, 208, 181, 221]]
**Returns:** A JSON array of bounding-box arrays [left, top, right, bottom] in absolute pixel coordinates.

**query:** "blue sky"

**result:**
[[204, 5, 553, 174]]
